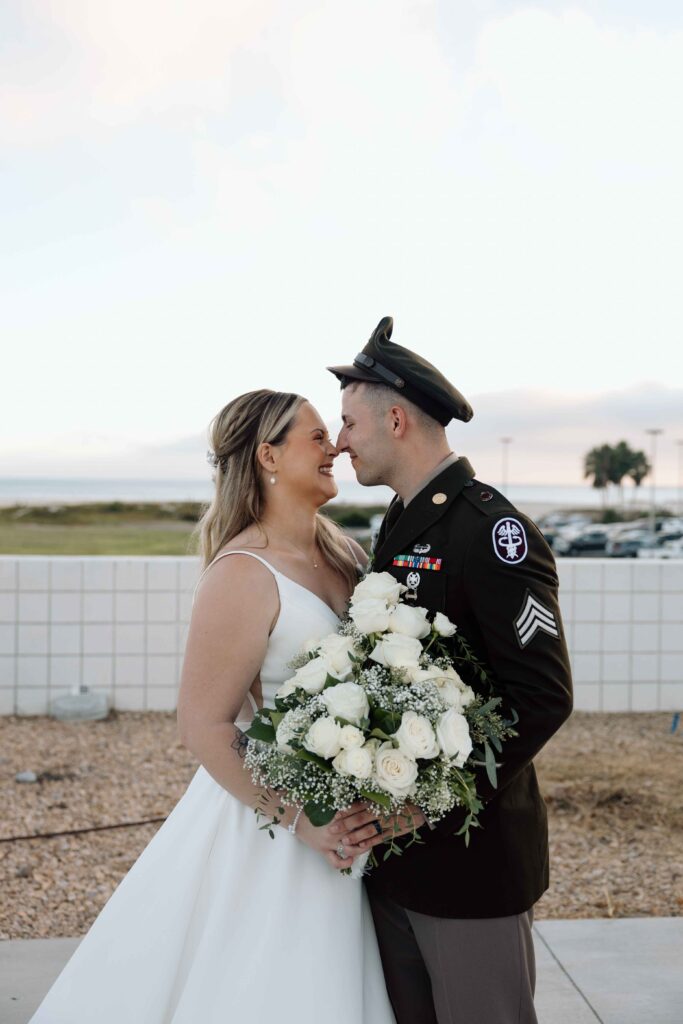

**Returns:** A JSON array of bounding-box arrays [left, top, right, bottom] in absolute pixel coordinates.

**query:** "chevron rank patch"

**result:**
[[393, 554, 442, 571], [514, 590, 560, 648]]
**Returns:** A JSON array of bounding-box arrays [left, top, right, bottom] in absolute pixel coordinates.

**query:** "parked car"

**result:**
[[638, 536, 683, 559], [659, 538, 683, 559], [556, 526, 610, 557], [606, 529, 652, 558]]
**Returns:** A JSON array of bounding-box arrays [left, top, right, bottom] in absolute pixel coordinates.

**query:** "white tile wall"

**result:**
[[0, 556, 200, 715], [0, 556, 682, 715]]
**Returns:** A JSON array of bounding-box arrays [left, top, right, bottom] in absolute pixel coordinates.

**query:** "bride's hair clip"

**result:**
[[206, 449, 221, 469]]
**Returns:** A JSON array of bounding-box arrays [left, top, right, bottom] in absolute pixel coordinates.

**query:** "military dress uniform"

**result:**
[[329, 318, 573, 1024]]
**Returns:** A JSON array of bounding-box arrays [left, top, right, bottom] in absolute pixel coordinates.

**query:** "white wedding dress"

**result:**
[[30, 551, 395, 1024]]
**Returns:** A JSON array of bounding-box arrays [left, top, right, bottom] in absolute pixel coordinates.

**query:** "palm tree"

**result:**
[[584, 445, 613, 506], [611, 441, 637, 509], [627, 449, 650, 505]]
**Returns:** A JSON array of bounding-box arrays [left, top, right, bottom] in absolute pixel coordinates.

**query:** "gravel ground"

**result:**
[[1, 711, 681, 939]]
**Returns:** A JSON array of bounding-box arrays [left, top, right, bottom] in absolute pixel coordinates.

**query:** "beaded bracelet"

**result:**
[[287, 807, 304, 835]]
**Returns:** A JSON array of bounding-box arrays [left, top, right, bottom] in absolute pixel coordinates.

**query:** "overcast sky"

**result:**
[[2, 0, 682, 484]]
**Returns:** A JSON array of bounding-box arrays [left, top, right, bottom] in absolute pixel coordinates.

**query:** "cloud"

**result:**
[[456, 382, 683, 484], [2, 0, 681, 448], [0, 0, 280, 144], [3, 383, 680, 486]]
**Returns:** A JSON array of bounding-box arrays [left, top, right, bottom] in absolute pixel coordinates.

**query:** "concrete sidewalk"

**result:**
[[2, 918, 681, 1023]]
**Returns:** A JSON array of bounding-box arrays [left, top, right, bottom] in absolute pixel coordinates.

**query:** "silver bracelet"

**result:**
[[287, 807, 304, 835]]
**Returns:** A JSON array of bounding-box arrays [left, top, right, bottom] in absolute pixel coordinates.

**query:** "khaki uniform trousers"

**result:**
[[368, 888, 538, 1024]]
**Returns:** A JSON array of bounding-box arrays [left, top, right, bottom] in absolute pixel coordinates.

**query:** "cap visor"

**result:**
[[326, 363, 384, 384]]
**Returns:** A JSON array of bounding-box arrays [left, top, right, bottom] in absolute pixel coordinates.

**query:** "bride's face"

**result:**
[[267, 402, 339, 504]]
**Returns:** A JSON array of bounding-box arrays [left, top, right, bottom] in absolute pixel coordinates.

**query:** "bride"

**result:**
[[30, 389, 395, 1024]]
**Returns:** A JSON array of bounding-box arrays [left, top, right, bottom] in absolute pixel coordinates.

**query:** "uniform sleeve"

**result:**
[[426, 512, 573, 838]]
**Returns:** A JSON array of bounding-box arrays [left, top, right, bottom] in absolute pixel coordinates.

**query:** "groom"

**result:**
[[327, 317, 573, 1024]]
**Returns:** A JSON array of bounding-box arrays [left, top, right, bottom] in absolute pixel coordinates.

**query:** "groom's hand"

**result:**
[[330, 802, 426, 854]]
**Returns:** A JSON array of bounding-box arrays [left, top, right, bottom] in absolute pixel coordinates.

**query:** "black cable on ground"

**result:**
[[0, 817, 167, 843]]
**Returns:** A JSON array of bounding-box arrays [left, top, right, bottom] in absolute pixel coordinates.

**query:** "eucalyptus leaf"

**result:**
[[489, 734, 502, 753], [484, 742, 498, 788], [477, 698, 502, 715]]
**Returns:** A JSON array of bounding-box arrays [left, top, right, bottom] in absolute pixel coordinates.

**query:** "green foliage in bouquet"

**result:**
[[245, 572, 518, 859]]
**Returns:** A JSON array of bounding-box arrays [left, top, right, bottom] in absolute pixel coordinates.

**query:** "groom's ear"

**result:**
[[388, 404, 409, 438]]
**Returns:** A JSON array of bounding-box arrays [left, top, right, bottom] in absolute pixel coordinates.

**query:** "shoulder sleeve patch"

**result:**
[[492, 517, 528, 564]]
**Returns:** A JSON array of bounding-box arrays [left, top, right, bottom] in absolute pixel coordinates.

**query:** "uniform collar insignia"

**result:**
[[373, 457, 475, 571]]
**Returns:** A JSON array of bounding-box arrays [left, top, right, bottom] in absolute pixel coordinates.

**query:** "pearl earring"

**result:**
[[270, 475, 277, 485]]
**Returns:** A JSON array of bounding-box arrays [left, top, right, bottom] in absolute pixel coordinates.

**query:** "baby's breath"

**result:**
[[244, 578, 518, 854]]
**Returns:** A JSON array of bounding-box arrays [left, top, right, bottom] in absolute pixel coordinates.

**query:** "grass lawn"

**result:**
[[0, 523, 197, 556], [0, 502, 385, 555]]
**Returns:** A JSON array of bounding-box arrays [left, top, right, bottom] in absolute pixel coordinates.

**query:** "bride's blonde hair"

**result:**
[[194, 389, 359, 588]]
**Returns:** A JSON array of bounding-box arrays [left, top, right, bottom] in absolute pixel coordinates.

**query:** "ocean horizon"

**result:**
[[0, 476, 679, 511]]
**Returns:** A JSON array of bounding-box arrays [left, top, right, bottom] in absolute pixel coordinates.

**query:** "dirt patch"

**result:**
[[1, 711, 681, 938]]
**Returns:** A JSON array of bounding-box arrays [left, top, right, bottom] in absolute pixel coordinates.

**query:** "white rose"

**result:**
[[276, 711, 301, 752], [371, 633, 423, 671], [303, 637, 323, 655], [317, 634, 359, 677], [351, 572, 406, 606], [333, 744, 374, 779], [275, 677, 298, 699], [291, 656, 336, 695], [459, 685, 475, 708], [410, 667, 464, 710], [374, 742, 418, 800], [433, 666, 475, 710], [388, 604, 431, 639], [393, 711, 440, 760], [433, 612, 457, 637], [409, 665, 471, 710], [303, 716, 343, 759], [436, 709, 473, 767], [322, 682, 370, 726], [434, 677, 466, 710], [339, 724, 365, 750], [349, 598, 392, 635]]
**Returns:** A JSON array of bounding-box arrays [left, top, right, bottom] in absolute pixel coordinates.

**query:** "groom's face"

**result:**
[[336, 384, 392, 486]]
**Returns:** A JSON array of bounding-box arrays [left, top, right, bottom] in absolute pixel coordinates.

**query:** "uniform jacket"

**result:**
[[364, 456, 573, 919]]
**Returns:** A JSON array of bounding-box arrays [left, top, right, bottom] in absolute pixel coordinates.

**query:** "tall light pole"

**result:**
[[500, 437, 513, 494], [677, 439, 683, 517], [645, 428, 663, 536]]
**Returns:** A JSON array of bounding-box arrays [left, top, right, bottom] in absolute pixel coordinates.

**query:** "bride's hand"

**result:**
[[295, 815, 358, 871]]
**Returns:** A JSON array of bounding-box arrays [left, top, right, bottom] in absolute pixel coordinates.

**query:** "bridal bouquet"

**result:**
[[244, 572, 517, 863]]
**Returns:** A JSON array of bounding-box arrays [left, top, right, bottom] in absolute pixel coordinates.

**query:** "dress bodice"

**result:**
[[192, 550, 341, 707]]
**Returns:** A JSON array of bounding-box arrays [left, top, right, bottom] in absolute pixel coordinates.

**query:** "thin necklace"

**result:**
[[265, 532, 320, 569]]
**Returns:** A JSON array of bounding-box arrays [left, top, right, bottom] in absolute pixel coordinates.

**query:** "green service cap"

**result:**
[[327, 316, 473, 425]]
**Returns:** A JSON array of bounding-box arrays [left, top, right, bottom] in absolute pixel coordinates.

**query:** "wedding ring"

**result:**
[[371, 820, 383, 836], [336, 843, 346, 858]]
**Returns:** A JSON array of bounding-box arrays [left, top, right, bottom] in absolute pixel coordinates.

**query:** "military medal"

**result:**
[[392, 554, 442, 571]]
